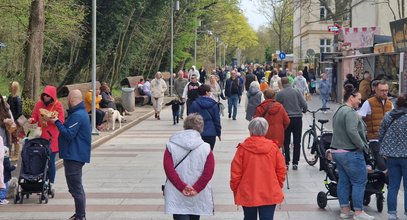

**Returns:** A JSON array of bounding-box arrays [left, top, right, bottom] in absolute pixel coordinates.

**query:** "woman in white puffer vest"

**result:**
[[163, 113, 215, 220]]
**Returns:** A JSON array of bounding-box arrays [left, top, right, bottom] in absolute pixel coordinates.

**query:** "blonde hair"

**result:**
[[9, 81, 20, 97]]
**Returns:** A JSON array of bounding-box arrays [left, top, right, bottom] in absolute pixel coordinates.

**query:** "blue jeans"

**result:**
[[387, 158, 407, 215], [64, 160, 86, 218], [321, 96, 328, 109], [332, 151, 367, 211], [172, 111, 179, 124], [242, 205, 276, 220], [0, 182, 8, 200], [49, 152, 57, 183], [227, 94, 239, 119]]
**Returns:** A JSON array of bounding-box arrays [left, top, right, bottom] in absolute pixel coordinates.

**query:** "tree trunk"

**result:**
[[23, 0, 45, 100]]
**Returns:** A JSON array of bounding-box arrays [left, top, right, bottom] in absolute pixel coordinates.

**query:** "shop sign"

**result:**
[[390, 17, 407, 52]]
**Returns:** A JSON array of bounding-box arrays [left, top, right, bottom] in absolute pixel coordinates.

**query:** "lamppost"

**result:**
[[214, 35, 218, 69], [170, 0, 179, 96], [91, 0, 98, 135], [194, 19, 201, 66]]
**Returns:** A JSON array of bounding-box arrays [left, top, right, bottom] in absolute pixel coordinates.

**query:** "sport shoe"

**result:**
[[228, 113, 231, 118], [340, 211, 354, 219], [353, 212, 375, 220], [292, 164, 298, 170], [0, 199, 9, 205], [388, 213, 399, 220]]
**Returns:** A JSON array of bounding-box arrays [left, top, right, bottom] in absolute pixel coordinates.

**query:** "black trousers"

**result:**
[[89, 110, 105, 126], [64, 160, 86, 218], [173, 214, 200, 220], [284, 117, 303, 165], [202, 136, 216, 150]]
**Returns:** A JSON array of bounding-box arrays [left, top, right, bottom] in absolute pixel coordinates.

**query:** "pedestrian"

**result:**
[[293, 70, 309, 98], [286, 72, 294, 85], [6, 81, 23, 161], [84, 89, 105, 130], [182, 74, 201, 115], [225, 70, 242, 120], [188, 65, 200, 81], [276, 77, 307, 170], [259, 77, 268, 92], [28, 85, 64, 189], [0, 93, 14, 152], [230, 117, 286, 220], [255, 66, 265, 83], [0, 137, 8, 205], [331, 84, 373, 220], [189, 85, 221, 150], [378, 93, 407, 220], [0, 146, 16, 205], [302, 66, 310, 82], [163, 113, 215, 220], [174, 71, 188, 119], [245, 81, 264, 121], [165, 98, 184, 125], [344, 73, 359, 89], [318, 73, 331, 111], [208, 75, 221, 102], [48, 89, 91, 220], [255, 88, 290, 148], [269, 69, 283, 93], [199, 66, 206, 84], [359, 71, 372, 104], [150, 72, 168, 120], [244, 67, 257, 92], [358, 79, 392, 171]]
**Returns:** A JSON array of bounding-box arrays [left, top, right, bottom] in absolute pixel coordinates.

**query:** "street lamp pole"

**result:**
[[91, 0, 98, 135], [171, 1, 179, 96], [214, 35, 217, 69]]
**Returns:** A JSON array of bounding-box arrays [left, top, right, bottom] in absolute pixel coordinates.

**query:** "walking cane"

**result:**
[[282, 144, 290, 190]]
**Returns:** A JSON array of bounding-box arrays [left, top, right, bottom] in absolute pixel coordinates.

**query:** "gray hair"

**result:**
[[248, 117, 269, 136], [183, 113, 204, 133], [249, 81, 260, 90]]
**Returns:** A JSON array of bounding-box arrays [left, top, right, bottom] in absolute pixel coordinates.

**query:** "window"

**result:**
[[320, 39, 332, 53], [320, 5, 326, 20]]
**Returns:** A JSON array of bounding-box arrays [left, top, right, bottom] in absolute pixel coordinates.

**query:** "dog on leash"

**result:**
[[107, 108, 125, 130]]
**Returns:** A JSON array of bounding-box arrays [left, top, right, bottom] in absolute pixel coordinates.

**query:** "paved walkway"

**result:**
[[0, 95, 401, 219]]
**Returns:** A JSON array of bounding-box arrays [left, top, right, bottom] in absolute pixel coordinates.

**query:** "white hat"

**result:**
[[192, 65, 196, 70]]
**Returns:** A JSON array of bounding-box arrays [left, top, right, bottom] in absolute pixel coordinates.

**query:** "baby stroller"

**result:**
[[316, 133, 386, 212], [14, 137, 54, 204]]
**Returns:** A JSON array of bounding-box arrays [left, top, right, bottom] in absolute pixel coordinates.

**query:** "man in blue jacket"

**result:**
[[225, 70, 243, 120], [49, 89, 91, 220]]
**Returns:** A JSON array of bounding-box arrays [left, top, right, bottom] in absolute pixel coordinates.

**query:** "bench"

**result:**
[[120, 76, 150, 106]]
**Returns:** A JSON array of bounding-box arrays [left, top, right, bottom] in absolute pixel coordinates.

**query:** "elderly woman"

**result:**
[[379, 93, 407, 220], [163, 113, 215, 220], [254, 88, 290, 148], [245, 81, 264, 121], [189, 85, 221, 150], [208, 75, 221, 102], [230, 117, 286, 220], [151, 72, 168, 120], [331, 84, 373, 220]]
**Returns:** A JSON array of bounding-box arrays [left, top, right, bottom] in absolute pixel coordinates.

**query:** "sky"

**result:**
[[239, 0, 269, 31]]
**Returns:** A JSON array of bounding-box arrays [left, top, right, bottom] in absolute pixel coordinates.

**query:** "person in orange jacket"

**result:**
[[230, 117, 286, 220], [28, 85, 65, 189]]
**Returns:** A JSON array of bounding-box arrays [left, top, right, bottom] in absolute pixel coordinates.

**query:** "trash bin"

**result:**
[[121, 87, 135, 112]]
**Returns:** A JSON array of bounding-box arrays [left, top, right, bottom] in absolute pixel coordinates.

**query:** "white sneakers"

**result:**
[[353, 212, 375, 220], [0, 199, 9, 205]]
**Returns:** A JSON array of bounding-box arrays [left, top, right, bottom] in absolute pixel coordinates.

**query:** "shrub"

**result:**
[[22, 97, 36, 118]]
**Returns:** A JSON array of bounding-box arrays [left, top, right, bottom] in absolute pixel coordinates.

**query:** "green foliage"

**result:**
[[22, 97, 36, 118]]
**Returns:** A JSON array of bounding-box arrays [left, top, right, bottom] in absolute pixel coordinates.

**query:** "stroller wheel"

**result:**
[[317, 191, 328, 208], [363, 196, 371, 206], [376, 194, 384, 212], [14, 193, 20, 204], [19, 193, 24, 204]]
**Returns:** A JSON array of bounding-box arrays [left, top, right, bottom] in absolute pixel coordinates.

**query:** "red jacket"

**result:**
[[230, 136, 286, 207], [254, 99, 290, 148], [31, 86, 65, 153]]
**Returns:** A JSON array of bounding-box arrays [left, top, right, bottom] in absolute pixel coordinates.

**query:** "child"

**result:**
[[0, 136, 8, 205], [260, 77, 269, 92], [0, 145, 16, 205], [165, 98, 184, 125]]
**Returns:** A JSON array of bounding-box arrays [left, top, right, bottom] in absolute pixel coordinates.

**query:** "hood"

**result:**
[[389, 106, 407, 119], [239, 136, 272, 154], [248, 87, 260, 96], [194, 96, 217, 109], [42, 85, 57, 101], [169, 129, 205, 151], [258, 99, 280, 115]]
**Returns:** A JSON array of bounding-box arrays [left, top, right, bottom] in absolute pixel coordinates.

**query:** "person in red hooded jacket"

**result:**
[[230, 117, 286, 220], [28, 85, 65, 189], [254, 88, 290, 148]]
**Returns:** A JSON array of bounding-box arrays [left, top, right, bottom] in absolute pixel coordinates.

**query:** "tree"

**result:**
[[23, 0, 45, 100]]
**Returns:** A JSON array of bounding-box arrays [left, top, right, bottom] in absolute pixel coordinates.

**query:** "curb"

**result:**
[[55, 110, 155, 169]]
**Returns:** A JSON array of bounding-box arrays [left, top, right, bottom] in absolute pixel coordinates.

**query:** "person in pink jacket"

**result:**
[[28, 85, 65, 188]]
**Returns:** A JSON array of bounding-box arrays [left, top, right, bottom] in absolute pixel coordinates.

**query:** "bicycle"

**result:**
[[302, 107, 331, 166]]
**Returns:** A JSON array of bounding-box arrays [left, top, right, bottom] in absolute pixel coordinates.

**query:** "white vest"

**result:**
[[164, 130, 214, 215]]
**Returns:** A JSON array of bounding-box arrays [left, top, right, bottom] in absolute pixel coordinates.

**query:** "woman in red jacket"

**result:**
[[28, 85, 65, 188], [254, 88, 290, 148], [230, 117, 286, 220]]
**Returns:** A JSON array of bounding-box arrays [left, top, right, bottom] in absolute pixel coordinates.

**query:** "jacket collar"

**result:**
[[68, 101, 85, 115]]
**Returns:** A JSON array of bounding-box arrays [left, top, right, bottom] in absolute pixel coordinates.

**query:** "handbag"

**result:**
[[161, 149, 193, 193], [305, 93, 312, 101]]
